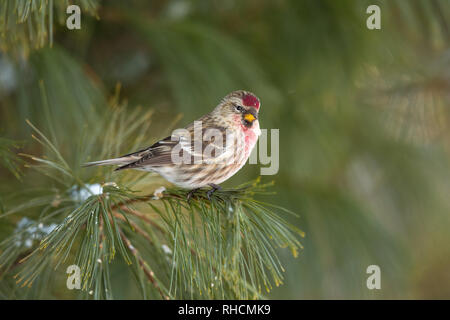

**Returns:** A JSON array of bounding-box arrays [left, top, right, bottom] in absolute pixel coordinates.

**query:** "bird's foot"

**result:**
[[206, 183, 221, 201], [186, 188, 199, 202]]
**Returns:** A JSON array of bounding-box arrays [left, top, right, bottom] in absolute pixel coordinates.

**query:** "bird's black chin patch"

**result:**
[[242, 120, 253, 128]]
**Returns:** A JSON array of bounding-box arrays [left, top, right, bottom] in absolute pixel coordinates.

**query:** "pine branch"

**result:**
[[0, 115, 304, 299], [0, 0, 100, 55], [0, 138, 23, 181], [118, 229, 168, 300]]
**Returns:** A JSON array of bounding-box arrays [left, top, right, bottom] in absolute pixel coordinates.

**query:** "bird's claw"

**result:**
[[186, 188, 199, 203], [206, 184, 221, 201]]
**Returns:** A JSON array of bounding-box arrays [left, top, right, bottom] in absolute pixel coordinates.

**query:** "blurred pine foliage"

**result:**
[[0, 0, 449, 299]]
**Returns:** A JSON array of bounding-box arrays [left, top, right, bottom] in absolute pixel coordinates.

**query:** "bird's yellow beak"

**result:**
[[244, 113, 256, 123]]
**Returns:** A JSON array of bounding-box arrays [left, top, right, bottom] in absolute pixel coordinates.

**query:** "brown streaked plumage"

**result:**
[[83, 90, 261, 193]]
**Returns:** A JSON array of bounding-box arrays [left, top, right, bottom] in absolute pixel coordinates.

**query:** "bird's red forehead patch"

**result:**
[[243, 94, 260, 110]]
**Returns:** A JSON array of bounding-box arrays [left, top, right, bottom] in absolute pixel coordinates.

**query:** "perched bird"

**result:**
[[84, 90, 261, 199]]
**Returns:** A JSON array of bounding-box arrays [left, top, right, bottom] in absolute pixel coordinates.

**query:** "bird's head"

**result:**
[[213, 90, 260, 129]]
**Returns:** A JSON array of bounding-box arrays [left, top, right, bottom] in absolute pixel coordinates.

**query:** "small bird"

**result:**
[[84, 90, 261, 199]]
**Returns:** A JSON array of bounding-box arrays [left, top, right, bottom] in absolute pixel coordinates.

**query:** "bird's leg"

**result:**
[[206, 183, 221, 200], [186, 188, 199, 202]]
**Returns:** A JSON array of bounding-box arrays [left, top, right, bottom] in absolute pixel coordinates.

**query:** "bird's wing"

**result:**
[[115, 123, 233, 171], [114, 135, 179, 171]]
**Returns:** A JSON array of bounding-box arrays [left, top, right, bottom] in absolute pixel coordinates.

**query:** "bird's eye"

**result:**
[[235, 105, 244, 113]]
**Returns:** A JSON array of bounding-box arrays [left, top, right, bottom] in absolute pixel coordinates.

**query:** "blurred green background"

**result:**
[[1, 0, 450, 299]]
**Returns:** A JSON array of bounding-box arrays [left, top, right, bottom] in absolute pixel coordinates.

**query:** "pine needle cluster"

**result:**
[[0, 102, 303, 299]]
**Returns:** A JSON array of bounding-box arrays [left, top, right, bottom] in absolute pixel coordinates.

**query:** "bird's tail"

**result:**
[[82, 156, 138, 168]]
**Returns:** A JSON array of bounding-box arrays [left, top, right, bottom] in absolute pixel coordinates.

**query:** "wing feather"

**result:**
[[115, 122, 233, 171]]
